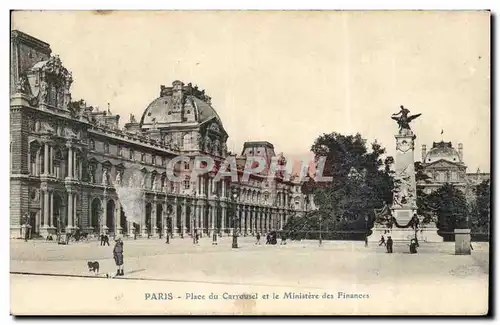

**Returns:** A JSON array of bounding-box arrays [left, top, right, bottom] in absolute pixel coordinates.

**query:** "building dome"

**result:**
[[424, 141, 462, 164], [139, 81, 223, 129]]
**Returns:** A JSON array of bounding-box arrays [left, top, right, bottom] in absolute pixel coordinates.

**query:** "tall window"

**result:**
[[89, 139, 95, 150], [104, 143, 109, 154], [117, 145, 122, 157], [184, 177, 190, 190], [141, 153, 145, 162], [129, 149, 134, 160], [152, 155, 156, 165]]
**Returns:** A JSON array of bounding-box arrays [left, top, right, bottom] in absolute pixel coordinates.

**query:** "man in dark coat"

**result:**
[[386, 236, 393, 253], [113, 237, 124, 276]]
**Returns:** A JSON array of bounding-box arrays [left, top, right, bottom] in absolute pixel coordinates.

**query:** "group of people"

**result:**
[[253, 232, 285, 245], [378, 233, 420, 254], [378, 235, 394, 253]]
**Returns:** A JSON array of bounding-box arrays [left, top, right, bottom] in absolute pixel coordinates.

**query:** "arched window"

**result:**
[[183, 133, 192, 150]]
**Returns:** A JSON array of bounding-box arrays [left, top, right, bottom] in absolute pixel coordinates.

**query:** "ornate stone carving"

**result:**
[[209, 123, 220, 133], [40, 121, 55, 134], [39, 80, 48, 104], [16, 75, 31, 94], [102, 169, 108, 186], [396, 139, 413, 153], [63, 127, 78, 139], [115, 171, 122, 185]]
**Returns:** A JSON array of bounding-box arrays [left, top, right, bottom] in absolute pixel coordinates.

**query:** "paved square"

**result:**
[[10, 237, 489, 315]]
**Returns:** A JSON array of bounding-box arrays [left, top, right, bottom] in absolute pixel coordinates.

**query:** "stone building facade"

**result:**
[[418, 140, 490, 199], [10, 30, 306, 239]]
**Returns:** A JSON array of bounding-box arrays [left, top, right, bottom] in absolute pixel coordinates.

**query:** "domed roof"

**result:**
[[139, 81, 224, 130], [424, 141, 462, 164]]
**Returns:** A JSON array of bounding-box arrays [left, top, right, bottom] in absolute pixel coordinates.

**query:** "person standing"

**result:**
[[113, 237, 124, 276], [256, 233, 261, 245], [364, 236, 368, 247], [386, 236, 393, 253]]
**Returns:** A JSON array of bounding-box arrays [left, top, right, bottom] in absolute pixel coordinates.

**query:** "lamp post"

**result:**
[[231, 186, 240, 249]]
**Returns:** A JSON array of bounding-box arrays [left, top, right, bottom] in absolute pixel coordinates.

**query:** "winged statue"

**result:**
[[391, 105, 421, 133]]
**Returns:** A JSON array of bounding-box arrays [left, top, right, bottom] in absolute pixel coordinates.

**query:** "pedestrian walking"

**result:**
[[386, 236, 393, 253], [104, 234, 110, 246], [113, 237, 124, 276], [100, 233, 105, 246], [378, 235, 386, 246], [256, 233, 261, 245], [364, 236, 368, 247], [266, 233, 270, 245]]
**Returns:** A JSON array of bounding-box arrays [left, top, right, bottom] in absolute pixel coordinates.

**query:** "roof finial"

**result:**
[[107, 103, 111, 115]]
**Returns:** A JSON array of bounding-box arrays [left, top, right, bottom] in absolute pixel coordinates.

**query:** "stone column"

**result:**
[[43, 143, 49, 175], [43, 189, 49, 227], [236, 205, 241, 234], [78, 160, 83, 180], [152, 200, 158, 236], [34, 149, 40, 176], [221, 206, 226, 233], [280, 211, 284, 230], [255, 207, 259, 234], [49, 190, 54, 228], [200, 205, 206, 234], [116, 200, 122, 234], [172, 198, 178, 235], [67, 146, 73, 179], [48, 146, 53, 176], [73, 151, 77, 180], [182, 198, 187, 235], [73, 193, 77, 229], [243, 206, 247, 235], [102, 195, 108, 234], [210, 204, 215, 234]]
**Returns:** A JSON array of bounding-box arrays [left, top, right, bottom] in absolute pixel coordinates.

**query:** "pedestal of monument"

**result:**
[[454, 228, 471, 255]]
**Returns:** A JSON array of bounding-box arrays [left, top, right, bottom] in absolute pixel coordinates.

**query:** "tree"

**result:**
[[469, 179, 490, 237], [294, 132, 394, 236], [426, 183, 469, 241], [415, 162, 435, 224]]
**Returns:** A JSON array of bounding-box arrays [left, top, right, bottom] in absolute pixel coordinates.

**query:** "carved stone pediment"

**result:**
[[424, 159, 462, 169], [27, 55, 73, 110]]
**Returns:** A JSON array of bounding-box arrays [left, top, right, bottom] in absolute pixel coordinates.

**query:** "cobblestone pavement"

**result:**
[[10, 237, 489, 315]]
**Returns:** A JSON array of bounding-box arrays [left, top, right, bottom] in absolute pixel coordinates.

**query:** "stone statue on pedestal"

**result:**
[[391, 105, 421, 134]]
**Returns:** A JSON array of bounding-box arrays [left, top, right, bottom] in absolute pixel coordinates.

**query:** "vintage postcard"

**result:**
[[9, 10, 490, 316]]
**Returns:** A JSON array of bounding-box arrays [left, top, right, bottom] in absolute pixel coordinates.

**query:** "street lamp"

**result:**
[[231, 186, 240, 249]]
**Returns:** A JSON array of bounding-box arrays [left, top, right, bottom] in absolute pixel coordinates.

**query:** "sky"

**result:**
[[11, 10, 491, 172]]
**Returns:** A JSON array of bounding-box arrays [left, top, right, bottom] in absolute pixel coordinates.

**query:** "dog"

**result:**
[[87, 261, 100, 274]]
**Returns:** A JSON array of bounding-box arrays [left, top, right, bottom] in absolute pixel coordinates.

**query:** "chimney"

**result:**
[[458, 143, 463, 162], [421, 144, 427, 163]]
